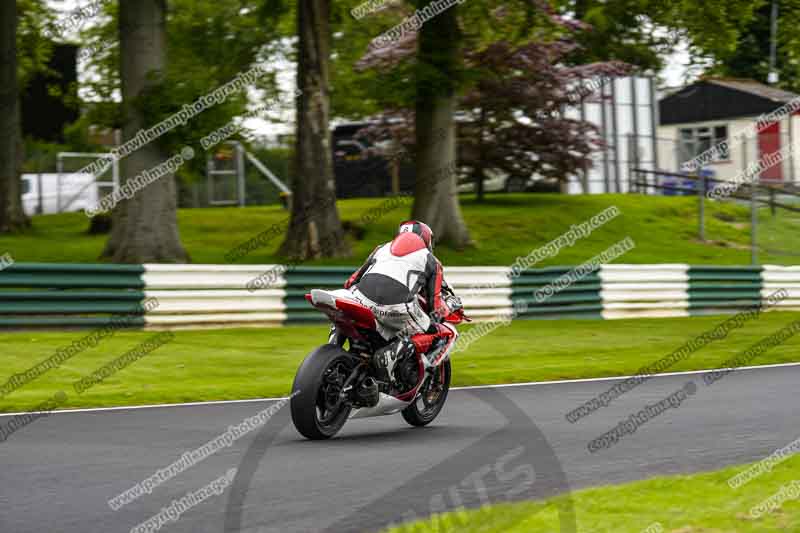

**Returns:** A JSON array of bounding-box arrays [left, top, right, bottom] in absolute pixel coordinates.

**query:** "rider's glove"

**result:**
[[444, 294, 463, 313]]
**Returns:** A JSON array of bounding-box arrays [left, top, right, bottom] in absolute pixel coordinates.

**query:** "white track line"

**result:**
[[1, 361, 799, 418]]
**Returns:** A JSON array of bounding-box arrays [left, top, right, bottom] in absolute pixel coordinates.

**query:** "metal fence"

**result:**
[[630, 167, 800, 265]]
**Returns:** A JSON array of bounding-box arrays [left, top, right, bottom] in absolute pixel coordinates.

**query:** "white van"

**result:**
[[21, 173, 100, 216]]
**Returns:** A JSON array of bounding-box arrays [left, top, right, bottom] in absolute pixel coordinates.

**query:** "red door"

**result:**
[[757, 122, 783, 182]]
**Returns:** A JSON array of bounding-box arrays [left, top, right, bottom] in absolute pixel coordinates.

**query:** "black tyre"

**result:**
[[401, 359, 451, 427], [291, 345, 355, 440]]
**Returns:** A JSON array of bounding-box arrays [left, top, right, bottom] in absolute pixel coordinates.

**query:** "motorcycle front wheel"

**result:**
[[401, 359, 451, 427]]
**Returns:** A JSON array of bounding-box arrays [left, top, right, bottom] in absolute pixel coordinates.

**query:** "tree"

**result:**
[[460, 40, 632, 200], [409, 2, 470, 248], [564, 0, 672, 71], [0, 0, 28, 233], [279, 0, 350, 260], [102, 0, 188, 263], [557, 0, 767, 82], [354, 1, 631, 208], [704, 0, 800, 93], [354, 1, 472, 249]]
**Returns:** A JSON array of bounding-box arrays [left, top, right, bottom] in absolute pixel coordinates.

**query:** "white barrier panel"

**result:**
[[599, 265, 690, 319], [599, 264, 689, 283], [144, 312, 286, 327], [602, 309, 690, 319], [143, 264, 284, 289], [144, 290, 286, 314], [601, 290, 689, 302], [762, 266, 800, 310], [443, 267, 512, 288]]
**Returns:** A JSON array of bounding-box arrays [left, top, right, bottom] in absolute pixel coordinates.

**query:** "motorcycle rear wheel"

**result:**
[[401, 359, 451, 427], [291, 345, 355, 440]]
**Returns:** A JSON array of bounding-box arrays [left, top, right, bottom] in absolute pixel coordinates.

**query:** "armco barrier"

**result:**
[[512, 267, 603, 320], [0, 263, 796, 328], [285, 266, 513, 324], [0, 263, 146, 327], [143, 265, 286, 327]]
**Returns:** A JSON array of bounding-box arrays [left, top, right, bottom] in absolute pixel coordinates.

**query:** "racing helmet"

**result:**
[[398, 220, 434, 251]]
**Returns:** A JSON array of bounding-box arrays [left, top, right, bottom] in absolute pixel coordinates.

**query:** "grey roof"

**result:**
[[702, 78, 799, 103]]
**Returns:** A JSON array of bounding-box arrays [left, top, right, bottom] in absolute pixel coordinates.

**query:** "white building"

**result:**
[[656, 78, 800, 185], [563, 76, 659, 194]]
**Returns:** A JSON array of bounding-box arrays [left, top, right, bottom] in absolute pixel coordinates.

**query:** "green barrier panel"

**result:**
[[0, 316, 147, 327], [513, 275, 602, 286], [515, 306, 604, 320], [285, 312, 330, 324], [285, 275, 349, 287], [511, 293, 603, 306], [0, 302, 148, 314], [689, 282, 762, 290], [516, 312, 604, 320], [511, 267, 602, 320], [0, 263, 146, 328], [290, 266, 355, 275], [688, 266, 764, 316], [688, 307, 760, 317], [0, 291, 144, 301], [4, 263, 144, 272], [688, 299, 763, 309], [284, 268, 354, 321], [0, 273, 145, 288], [511, 284, 602, 294], [689, 290, 763, 301], [688, 266, 763, 283]]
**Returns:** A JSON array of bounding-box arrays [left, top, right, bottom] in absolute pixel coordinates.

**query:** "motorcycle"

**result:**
[[290, 288, 468, 440]]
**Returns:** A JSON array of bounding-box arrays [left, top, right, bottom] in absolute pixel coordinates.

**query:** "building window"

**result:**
[[678, 125, 729, 165]]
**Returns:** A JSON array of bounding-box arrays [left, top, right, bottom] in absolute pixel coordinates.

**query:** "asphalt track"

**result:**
[[1, 364, 798, 533]]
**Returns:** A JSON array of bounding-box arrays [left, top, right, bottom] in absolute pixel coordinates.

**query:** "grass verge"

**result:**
[[0, 311, 799, 412], [1, 193, 798, 265], [382, 455, 800, 532]]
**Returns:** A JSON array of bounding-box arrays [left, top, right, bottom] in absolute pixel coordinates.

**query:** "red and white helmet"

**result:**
[[398, 220, 434, 251]]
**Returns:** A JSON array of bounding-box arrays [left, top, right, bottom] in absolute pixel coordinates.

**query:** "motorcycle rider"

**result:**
[[342, 220, 462, 375]]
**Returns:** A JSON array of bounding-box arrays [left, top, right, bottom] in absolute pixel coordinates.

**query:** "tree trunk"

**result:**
[[101, 0, 188, 263], [0, 0, 29, 233], [475, 106, 486, 202], [279, 0, 349, 260], [411, 3, 471, 249]]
